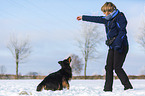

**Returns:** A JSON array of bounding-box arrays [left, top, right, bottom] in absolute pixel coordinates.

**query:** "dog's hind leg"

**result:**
[[45, 83, 60, 91]]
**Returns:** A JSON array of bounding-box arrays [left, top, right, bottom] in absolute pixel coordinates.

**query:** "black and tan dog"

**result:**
[[36, 57, 72, 91]]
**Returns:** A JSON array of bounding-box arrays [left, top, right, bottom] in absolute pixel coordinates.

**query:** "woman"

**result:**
[[77, 2, 133, 92]]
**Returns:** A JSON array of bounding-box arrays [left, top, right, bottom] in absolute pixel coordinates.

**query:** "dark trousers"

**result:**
[[104, 46, 133, 91]]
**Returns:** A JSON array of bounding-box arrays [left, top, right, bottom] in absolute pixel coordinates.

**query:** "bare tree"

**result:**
[[135, 8, 145, 49], [76, 22, 104, 78], [136, 20, 145, 49], [70, 54, 83, 75], [7, 35, 31, 79], [136, 15, 145, 75]]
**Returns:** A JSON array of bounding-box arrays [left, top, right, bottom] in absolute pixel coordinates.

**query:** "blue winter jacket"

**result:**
[[82, 10, 128, 52]]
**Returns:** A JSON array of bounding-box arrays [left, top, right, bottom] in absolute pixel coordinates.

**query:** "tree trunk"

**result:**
[[16, 61, 18, 79], [16, 51, 19, 79], [84, 60, 87, 79]]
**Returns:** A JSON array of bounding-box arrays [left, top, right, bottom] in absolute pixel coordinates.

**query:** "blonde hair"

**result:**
[[101, 2, 117, 12]]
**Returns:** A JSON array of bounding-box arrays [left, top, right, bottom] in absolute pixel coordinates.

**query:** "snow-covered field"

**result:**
[[0, 79, 145, 96]]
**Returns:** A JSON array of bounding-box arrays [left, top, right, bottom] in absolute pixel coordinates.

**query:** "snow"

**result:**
[[0, 79, 145, 96]]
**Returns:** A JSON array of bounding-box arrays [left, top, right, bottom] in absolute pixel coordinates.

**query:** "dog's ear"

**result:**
[[58, 61, 62, 64], [67, 56, 72, 63]]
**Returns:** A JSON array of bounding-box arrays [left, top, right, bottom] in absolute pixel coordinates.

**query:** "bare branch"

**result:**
[[136, 17, 145, 50]]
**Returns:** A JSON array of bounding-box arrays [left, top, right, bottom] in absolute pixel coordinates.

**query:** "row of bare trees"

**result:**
[[5, 22, 103, 79]]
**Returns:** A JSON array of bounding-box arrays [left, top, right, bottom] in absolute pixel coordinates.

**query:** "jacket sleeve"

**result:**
[[82, 15, 106, 24], [114, 13, 127, 50]]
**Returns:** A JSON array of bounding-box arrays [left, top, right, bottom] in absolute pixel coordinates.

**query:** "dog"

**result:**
[[36, 56, 72, 91]]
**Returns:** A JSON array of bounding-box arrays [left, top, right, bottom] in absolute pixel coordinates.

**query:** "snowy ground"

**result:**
[[0, 79, 145, 96]]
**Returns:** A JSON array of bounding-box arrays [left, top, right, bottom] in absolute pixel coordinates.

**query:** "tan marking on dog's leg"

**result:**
[[62, 81, 66, 88], [62, 81, 69, 90], [40, 85, 45, 91], [57, 84, 60, 90], [44, 85, 47, 90], [67, 83, 69, 90]]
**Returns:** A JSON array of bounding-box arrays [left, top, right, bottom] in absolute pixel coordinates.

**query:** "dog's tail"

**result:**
[[36, 81, 45, 92]]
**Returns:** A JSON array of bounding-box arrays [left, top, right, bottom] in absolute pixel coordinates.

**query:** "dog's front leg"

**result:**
[[62, 81, 69, 89], [66, 83, 69, 90]]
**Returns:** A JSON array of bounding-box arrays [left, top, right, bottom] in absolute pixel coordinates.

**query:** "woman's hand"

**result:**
[[77, 16, 82, 21]]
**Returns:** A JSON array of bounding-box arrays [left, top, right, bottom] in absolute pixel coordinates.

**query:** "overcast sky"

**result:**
[[0, 0, 145, 76]]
